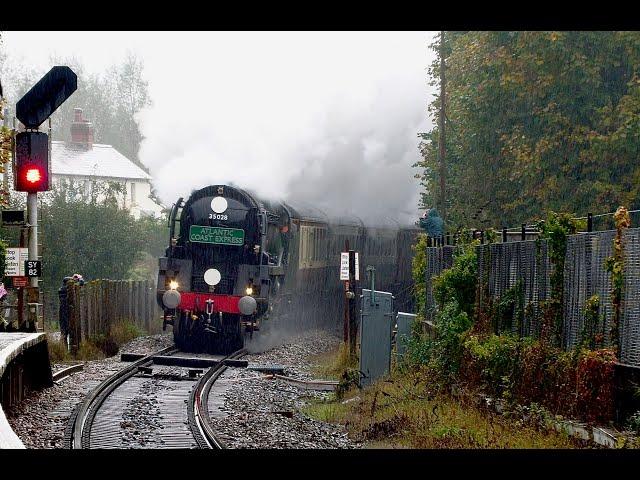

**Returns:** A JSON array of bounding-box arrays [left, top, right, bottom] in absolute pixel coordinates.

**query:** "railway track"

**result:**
[[65, 347, 246, 449]]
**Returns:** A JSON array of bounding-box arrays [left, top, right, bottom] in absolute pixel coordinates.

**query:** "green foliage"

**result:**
[[38, 181, 166, 323], [580, 294, 603, 349], [494, 280, 525, 334], [407, 244, 478, 377], [627, 411, 640, 435], [605, 206, 631, 354], [411, 233, 428, 320], [416, 32, 640, 228], [463, 333, 523, 395], [432, 245, 478, 317], [537, 211, 582, 344]]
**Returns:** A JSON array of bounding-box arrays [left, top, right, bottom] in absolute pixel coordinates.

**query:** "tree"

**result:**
[[415, 32, 640, 229], [0, 48, 151, 167]]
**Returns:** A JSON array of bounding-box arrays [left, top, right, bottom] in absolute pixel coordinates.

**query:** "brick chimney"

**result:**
[[70, 108, 94, 150]]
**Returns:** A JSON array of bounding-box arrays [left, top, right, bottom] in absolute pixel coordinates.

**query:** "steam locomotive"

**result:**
[[157, 184, 420, 353]]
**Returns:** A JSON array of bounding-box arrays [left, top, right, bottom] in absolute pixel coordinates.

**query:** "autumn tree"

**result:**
[[416, 31, 640, 229]]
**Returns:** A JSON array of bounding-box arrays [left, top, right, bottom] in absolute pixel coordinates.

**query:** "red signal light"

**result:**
[[14, 132, 50, 193], [26, 168, 42, 184]]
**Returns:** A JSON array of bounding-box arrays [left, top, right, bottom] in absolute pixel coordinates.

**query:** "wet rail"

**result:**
[[189, 349, 246, 449], [65, 347, 246, 449]]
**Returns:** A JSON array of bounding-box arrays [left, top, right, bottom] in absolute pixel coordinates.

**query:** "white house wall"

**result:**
[[51, 175, 164, 219]]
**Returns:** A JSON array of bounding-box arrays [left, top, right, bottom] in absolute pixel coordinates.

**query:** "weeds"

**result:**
[[47, 320, 144, 363], [305, 368, 579, 448]]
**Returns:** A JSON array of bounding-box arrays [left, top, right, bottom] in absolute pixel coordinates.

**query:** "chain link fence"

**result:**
[[424, 246, 454, 322], [477, 240, 550, 337], [621, 229, 640, 366], [563, 231, 616, 350], [424, 228, 640, 366]]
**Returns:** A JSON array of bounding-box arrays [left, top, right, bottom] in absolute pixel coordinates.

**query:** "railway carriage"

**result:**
[[157, 184, 420, 353]]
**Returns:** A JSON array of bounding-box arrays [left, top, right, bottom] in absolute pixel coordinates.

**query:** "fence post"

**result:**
[[587, 212, 593, 232], [80, 285, 87, 343], [67, 284, 78, 355], [128, 280, 133, 323], [502, 227, 507, 243], [521, 224, 526, 241], [100, 280, 107, 336]]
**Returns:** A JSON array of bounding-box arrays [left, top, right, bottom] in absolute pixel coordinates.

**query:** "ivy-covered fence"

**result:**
[[477, 240, 550, 338], [621, 229, 640, 366], [424, 226, 640, 367], [563, 231, 616, 351], [424, 246, 454, 322]]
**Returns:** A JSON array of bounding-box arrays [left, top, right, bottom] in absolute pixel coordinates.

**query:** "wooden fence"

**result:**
[[66, 279, 161, 354]]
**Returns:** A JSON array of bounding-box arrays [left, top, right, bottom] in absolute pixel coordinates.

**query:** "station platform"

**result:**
[[0, 332, 52, 449]]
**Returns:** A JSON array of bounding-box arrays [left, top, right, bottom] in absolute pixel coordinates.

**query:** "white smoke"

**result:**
[[137, 32, 436, 225]]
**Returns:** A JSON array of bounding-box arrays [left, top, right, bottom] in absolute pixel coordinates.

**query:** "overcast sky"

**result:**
[[2, 31, 437, 224]]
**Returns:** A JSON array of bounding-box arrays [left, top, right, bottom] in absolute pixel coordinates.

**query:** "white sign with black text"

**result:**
[[5, 247, 28, 277], [340, 252, 350, 281], [340, 252, 360, 281]]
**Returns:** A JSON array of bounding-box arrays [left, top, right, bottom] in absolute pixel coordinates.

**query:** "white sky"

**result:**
[[2, 31, 437, 224]]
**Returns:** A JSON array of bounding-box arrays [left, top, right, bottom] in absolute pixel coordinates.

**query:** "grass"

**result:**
[[47, 335, 72, 363], [47, 320, 145, 363], [311, 343, 358, 380], [302, 347, 584, 448]]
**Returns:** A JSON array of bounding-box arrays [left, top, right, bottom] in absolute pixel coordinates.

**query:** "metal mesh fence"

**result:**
[[621, 229, 640, 365], [477, 240, 550, 337], [425, 246, 454, 321], [563, 231, 616, 350], [423, 230, 640, 366]]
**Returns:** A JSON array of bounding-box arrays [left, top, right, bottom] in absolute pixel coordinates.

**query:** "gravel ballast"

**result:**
[[210, 329, 360, 449], [5, 333, 173, 449], [5, 328, 359, 449]]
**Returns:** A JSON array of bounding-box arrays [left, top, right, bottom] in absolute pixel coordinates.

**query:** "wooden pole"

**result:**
[[348, 249, 358, 354], [343, 239, 350, 346], [439, 30, 447, 223]]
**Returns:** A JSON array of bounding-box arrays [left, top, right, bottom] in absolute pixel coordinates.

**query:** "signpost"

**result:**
[[340, 249, 360, 354], [340, 252, 349, 281]]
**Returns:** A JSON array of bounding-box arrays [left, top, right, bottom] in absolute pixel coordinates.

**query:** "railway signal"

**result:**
[[16, 66, 77, 128], [11, 66, 77, 330], [14, 131, 50, 192]]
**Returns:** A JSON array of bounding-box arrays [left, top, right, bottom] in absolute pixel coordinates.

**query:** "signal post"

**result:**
[[12, 66, 77, 331]]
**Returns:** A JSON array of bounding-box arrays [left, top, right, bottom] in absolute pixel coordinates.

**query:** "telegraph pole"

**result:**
[[438, 30, 446, 223]]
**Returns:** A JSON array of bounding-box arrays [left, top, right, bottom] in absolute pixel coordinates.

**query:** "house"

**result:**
[[50, 108, 164, 219]]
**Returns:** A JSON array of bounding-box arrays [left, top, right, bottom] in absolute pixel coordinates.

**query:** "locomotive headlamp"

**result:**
[[239, 295, 257, 315], [169, 280, 179, 290], [245, 286, 254, 295], [163, 289, 181, 309]]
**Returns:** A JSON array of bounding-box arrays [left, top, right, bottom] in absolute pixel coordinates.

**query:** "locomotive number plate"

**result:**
[[189, 225, 244, 245]]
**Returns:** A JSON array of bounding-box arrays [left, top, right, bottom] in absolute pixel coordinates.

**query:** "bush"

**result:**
[[432, 246, 477, 317], [462, 333, 521, 396]]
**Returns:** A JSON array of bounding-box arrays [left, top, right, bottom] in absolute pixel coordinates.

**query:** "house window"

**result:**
[[130, 182, 136, 203]]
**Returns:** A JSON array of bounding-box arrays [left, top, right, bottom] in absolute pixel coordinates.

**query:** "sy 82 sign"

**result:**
[[25, 260, 41, 277]]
